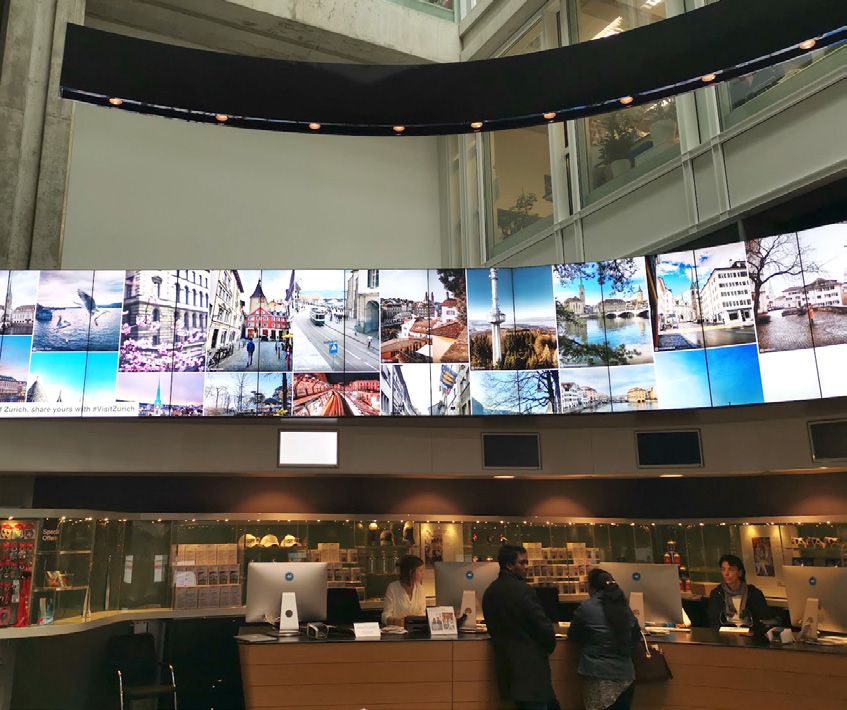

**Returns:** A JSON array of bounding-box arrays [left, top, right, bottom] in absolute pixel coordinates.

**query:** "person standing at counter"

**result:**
[[381, 555, 426, 626], [707, 554, 770, 628], [482, 545, 560, 710], [568, 569, 640, 710]]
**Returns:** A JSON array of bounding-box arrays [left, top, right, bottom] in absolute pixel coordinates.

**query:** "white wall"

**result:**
[[62, 104, 444, 269]]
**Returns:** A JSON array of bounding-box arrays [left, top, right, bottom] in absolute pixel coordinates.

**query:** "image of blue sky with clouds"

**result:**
[[511, 266, 556, 328], [467, 268, 515, 331]]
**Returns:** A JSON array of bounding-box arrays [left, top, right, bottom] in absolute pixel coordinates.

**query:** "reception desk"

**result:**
[[238, 629, 847, 710]]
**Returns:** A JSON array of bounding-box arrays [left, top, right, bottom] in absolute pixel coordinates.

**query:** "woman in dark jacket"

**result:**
[[568, 568, 641, 710], [707, 554, 770, 628]]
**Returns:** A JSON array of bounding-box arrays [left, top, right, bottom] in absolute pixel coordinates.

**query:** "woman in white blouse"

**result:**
[[381, 555, 426, 626]]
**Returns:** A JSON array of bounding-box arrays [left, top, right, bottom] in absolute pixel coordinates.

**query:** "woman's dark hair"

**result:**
[[398, 555, 424, 584], [588, 568, 631, 645], [497, 545, 527, 570], [719, 554, 746, 581]]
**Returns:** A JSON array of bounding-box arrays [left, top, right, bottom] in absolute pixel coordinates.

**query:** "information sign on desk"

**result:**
[[353, 622, 380, 640], [427, 607, 457, 636]]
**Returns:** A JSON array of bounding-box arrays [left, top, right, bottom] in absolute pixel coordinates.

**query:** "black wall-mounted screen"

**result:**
[[636, 431, 703, 467], [482, 434, 541, 470], [809, 420, 847, 461]]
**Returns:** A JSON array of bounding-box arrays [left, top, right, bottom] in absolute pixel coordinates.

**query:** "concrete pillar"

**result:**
[[0, 0, 85, 270]]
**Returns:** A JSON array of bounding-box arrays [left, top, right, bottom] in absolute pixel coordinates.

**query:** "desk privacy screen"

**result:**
[[1, 223, 844, 418]]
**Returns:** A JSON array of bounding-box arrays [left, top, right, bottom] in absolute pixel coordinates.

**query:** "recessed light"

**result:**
[[542, 112, 556, 120], [493, 475, 515, 479], [108, 97, 123, 106], [799, 39, 816, 50], [701, 73, 717, 83], [215, 114, 229, 122], [659, 474, 683, 478], [308, 122, 321, 130], [470, 121, 483, 130], [619, 96, 634, 105], [393, 125, 405, 133]]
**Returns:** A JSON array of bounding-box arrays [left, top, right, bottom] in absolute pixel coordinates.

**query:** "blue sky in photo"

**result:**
[[259, 270, 296, 302], [511, 266, 557, 324], [602, 258, 650, 300], [470, 370, 519, 414], [36, 271, 95, 307], [552, 264, 603, 306], [92, 271, 126, 304], [380, 269, 429, 302], [694, 243, 747, 287], [797, 223, 847, 283], [557, 366, 611, 397], [654, 349, 711, 409], [294, 270, 345, 300], [467, 268, 515, 327], [655, 250, 697, 299], [82, 352, 120, 403], [28, 351, 87, 403], [7, 271, 40, 309], [238, 270, 262, 301], [705, 344, 764, 406], [0, 336, 32, 380], [608, 363, 656, 397]]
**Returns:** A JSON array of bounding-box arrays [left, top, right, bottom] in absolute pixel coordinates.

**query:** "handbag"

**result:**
[[632, 631, 672, 684]]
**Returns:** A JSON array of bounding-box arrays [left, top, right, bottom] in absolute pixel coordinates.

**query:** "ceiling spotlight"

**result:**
[[108, 97, 123, 106], [393, 125, 405, 133], [701, 73, 717, 83], [543, 112, 556, 120], [619, 96, 634, 105], [799, 39, 816, 50], [470, 121, 483, 130], [215, 114, 229, 122], [493, 475, 515, 479], [308, 122, 321, 130]]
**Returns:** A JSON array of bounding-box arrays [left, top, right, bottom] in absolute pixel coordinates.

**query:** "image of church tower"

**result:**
[[2, 278, 12, 328], [489, 268, 506, 366], [249, 279, 268, 314]]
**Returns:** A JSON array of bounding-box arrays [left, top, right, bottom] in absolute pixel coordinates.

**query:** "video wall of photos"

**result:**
[[1, 223, 845, 419]]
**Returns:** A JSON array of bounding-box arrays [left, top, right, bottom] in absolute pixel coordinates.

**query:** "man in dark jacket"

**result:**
[[707, 554, 771, 628], [482, 545, 560, 710]]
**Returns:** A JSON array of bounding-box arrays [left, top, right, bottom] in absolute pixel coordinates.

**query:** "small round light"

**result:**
[[701, 73, 717, 83], [108, 97, 123, 106], [308, 122, 321, 130], [799, 39, 816, 50], [215, 114, 229, 122], [543, 112, 556, 120], [393, 125, 405, 133], [619, 96, 634, 105], [470, 121, 483, 130]]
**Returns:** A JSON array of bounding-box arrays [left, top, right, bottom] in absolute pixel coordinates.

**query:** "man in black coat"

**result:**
[[482, 545, 561, 710]]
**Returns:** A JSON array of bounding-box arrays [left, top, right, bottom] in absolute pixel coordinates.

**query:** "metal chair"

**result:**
[[108, 632, 178, 710]]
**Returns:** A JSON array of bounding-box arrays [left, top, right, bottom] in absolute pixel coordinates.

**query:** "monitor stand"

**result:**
[[266, 591, 300, 637], [458, 590, 486, 633]]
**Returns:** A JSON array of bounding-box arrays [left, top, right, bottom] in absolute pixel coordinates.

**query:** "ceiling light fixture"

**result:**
[[393, 125, 405, 134], [471, 121, 483, 129], [543, 112, 556, 120], [799, 39, 816, 50], [308, 122, 321, 130], [701, 73, 717, 82], [619, 96, 634, 105], [108, 97, 123, 106], [493, 475, 515, 479], [215, 114, 228, 122]]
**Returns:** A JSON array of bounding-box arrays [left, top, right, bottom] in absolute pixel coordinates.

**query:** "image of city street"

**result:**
[[1, 271, 39, 336], [748, 224, 847, 353], [293, 373, 379, 416], [650, 251, 707, 351], [292, 270, 347, 372], [380, 364, 432, 416], [693, 243, 757, 348]]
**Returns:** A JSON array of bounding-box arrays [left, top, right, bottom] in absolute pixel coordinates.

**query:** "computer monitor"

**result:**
[[783, 566, 847, 635], [601, 562, 683, 625], [434, 561, 500, 621], [245, 562, 328, 624]]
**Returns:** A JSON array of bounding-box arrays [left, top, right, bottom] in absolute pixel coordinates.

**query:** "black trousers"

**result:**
[[515, 700, 562, 710], [606, 683, 635, 710]]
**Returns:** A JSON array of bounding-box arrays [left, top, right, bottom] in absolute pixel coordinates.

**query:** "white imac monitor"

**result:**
[[245, 562, 328, 624], [601, 562, 683, 625], [434, 562, 500, 621], [783, 566, 847, 635]]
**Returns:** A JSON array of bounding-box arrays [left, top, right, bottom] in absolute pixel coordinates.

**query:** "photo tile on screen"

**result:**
[[380, 269, 433, 365], [207, 269, 259, 373], [0, 270, 9, 356], [798, 223, 847, 350], [553, 262, 609, 369], [0, 336, 32, 409], [253, 270, 294, 375], [344, 269, 380, 372], [518, 369, 560, 415], [693, 243, 757, 350], [292, 373, 346, 416], [81, 352, 122, 417], [647, 251, 707, 352], [292, 270, 346, 373], [609, 363, 658, 413], [470, 370, 520, 415], [653, 349, 712, 410], [253, 371, 293, 417], [757, 349, 821, 403], [116, 371, 174, 416], [745, 233, 814, 354], [557, 366, 612, 414], [87, 271, 125, 352], [598, 258, 654, 365], [32, 271, 95, 353], [431, 362, 471, 416], [704, 343, 764, 407], [816, 343, 847, 399], [467, 267, 516, 371], [26, 351, 87, 417], [345, 372, 380, 416], [428, 269, 469, 366], [509, 266, 558, 371], [202, 370, 262, 417], [1, 271, 40, 337], [380, 364, 432, 416]]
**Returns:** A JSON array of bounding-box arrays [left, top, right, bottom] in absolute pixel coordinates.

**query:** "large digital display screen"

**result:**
[[0, 223, 844, 418]]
